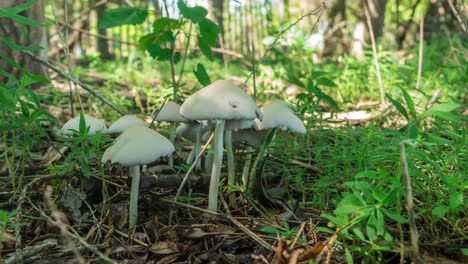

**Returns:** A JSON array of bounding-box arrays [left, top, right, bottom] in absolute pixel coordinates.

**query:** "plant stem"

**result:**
[[225, 130, 236, 205], [208, 120, 225, 212], [129, 165, 140, 229], [168, 123, 175, 168], [242, 145, 253, 186], [399, 142, 423, 264], [194, 125, 202, 170], [248, 142, 266, 190]]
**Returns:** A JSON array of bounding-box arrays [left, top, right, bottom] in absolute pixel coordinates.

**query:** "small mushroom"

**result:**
[[180, 80, 260, 212], [102, 125, 175, 228], [248, 100, 306, 189], [61, 113, 108, 136], [107, 115, 146, 134], [153, 101, 188, 167]]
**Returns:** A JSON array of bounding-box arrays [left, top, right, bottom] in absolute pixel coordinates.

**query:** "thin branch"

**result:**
[[447, 0, 467, 32], [399, 141, 424, 264], [364, 1, 385, 107], [416, 15, 424, 90], [244, 3, 325, 87], [23, 51, 124, 115]]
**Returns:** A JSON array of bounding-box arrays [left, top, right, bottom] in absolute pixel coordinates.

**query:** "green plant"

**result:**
[[99, 0, 221, 102], [50, 112, 111, 178], [260, 221, 302, 241]]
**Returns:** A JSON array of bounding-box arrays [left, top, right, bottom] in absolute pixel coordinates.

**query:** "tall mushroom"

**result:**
[[180, 80, 261, 212], [153, 101, 188, 167], [102, 125, 175, 228], [248, 100, 306, 189]]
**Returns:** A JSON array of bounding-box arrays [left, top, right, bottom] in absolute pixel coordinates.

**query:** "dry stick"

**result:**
[[23, 51, 124, 115], [447, 0, 467, 32], [219, 195, 272, 250], [399, 141, 424, 264], [416, 15, 424, 90], [44, 185, 85, 264], [364, 2, 385, 108], [26, 196, 117, 264]]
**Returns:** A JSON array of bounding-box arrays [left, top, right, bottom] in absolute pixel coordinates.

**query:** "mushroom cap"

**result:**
[[102, 125, 175, 167], [180, 80, 262, 121], [108, 115, 146, 133], [254, 100, 306, 134], [233, 128, 267, 145], [61, 114, 108, 136], [224, 119, 254, 131], [175, 123, 210, 142], [153, 101, 188, 122]]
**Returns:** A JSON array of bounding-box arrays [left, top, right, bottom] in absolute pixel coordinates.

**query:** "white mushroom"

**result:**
[[153, 101, 188, 167], [180, 80, 260, 212], [248, 100, 306, 189], [61, 113, 108, 136], [102, 125, 175, 228], [108, 115, 146, 134]]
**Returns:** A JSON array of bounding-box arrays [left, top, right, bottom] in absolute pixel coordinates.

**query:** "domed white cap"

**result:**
[[180, 80, 262, 121], [61, 114, 108, 135], [102, 125, 175, 167], [108, 115, 146, 133], [153, 101, 188, 122], [254, 100, 306, 134]]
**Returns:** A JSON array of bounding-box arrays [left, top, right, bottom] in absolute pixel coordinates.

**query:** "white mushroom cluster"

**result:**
[[59, 79, 307, 225]]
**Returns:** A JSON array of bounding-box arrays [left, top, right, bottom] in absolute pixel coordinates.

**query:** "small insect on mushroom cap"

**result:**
[[102, 125, 175, 167]]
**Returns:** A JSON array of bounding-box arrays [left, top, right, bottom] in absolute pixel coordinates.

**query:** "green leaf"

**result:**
[[98, 7, 148, 29], [352, 228, 366, 241], [449, 192, 463, 211], [401, 88, 417, 117], [0, 8, 43, 26], [198, 36, 212, 59], [153, 18, 179, 33], [382, 208, 407, 223], [0, 86, 16, 110], [417, 110, 459, 123], [147, 44, 171, 61], [0, 35, 43, 51], [177, 0, 208, 23], [81, 154, 90, 177], [193, 63, 211, 86], [198, 18, 220, 46], [78, 112, 87, 135], [432, 205, 449, 220], [386, 94, 409, 120], [8, 0, 38, 14], [316, 77, 337, 87], [408, 123, 419, 139], [428, 102, 461, 112], [259, 226, 280, 234]]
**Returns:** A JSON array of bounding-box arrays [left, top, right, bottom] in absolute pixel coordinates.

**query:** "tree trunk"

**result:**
[[94, 0, 113, 60], [202, 0, 225, 60], [0, 0, 47, 83]]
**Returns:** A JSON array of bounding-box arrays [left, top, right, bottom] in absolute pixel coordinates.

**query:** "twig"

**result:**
[[250, 41, 257, 100], [44, 185, 84, 263], [447, 0, 467, 32], [220, 195, 272, 250], [244, 4, 325, 86], [22, 51, 124, 115], [364, 1, 385, 108], [426, 88, 442, 110], [416, 15, 424, 90], [26, 196, 117, 263], [399, 141, 424, 264], [4, 239, 58, 264], [100, 224, 149, 247]]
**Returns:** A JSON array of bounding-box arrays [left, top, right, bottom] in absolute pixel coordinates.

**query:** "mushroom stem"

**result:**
[[225, 130, 236, 206], [242, 145, 253, 186], [194, 125, 202, 170], [168, 123, 176, 168], [129, 165, 141, 229], [208, 120, 225, 212]]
